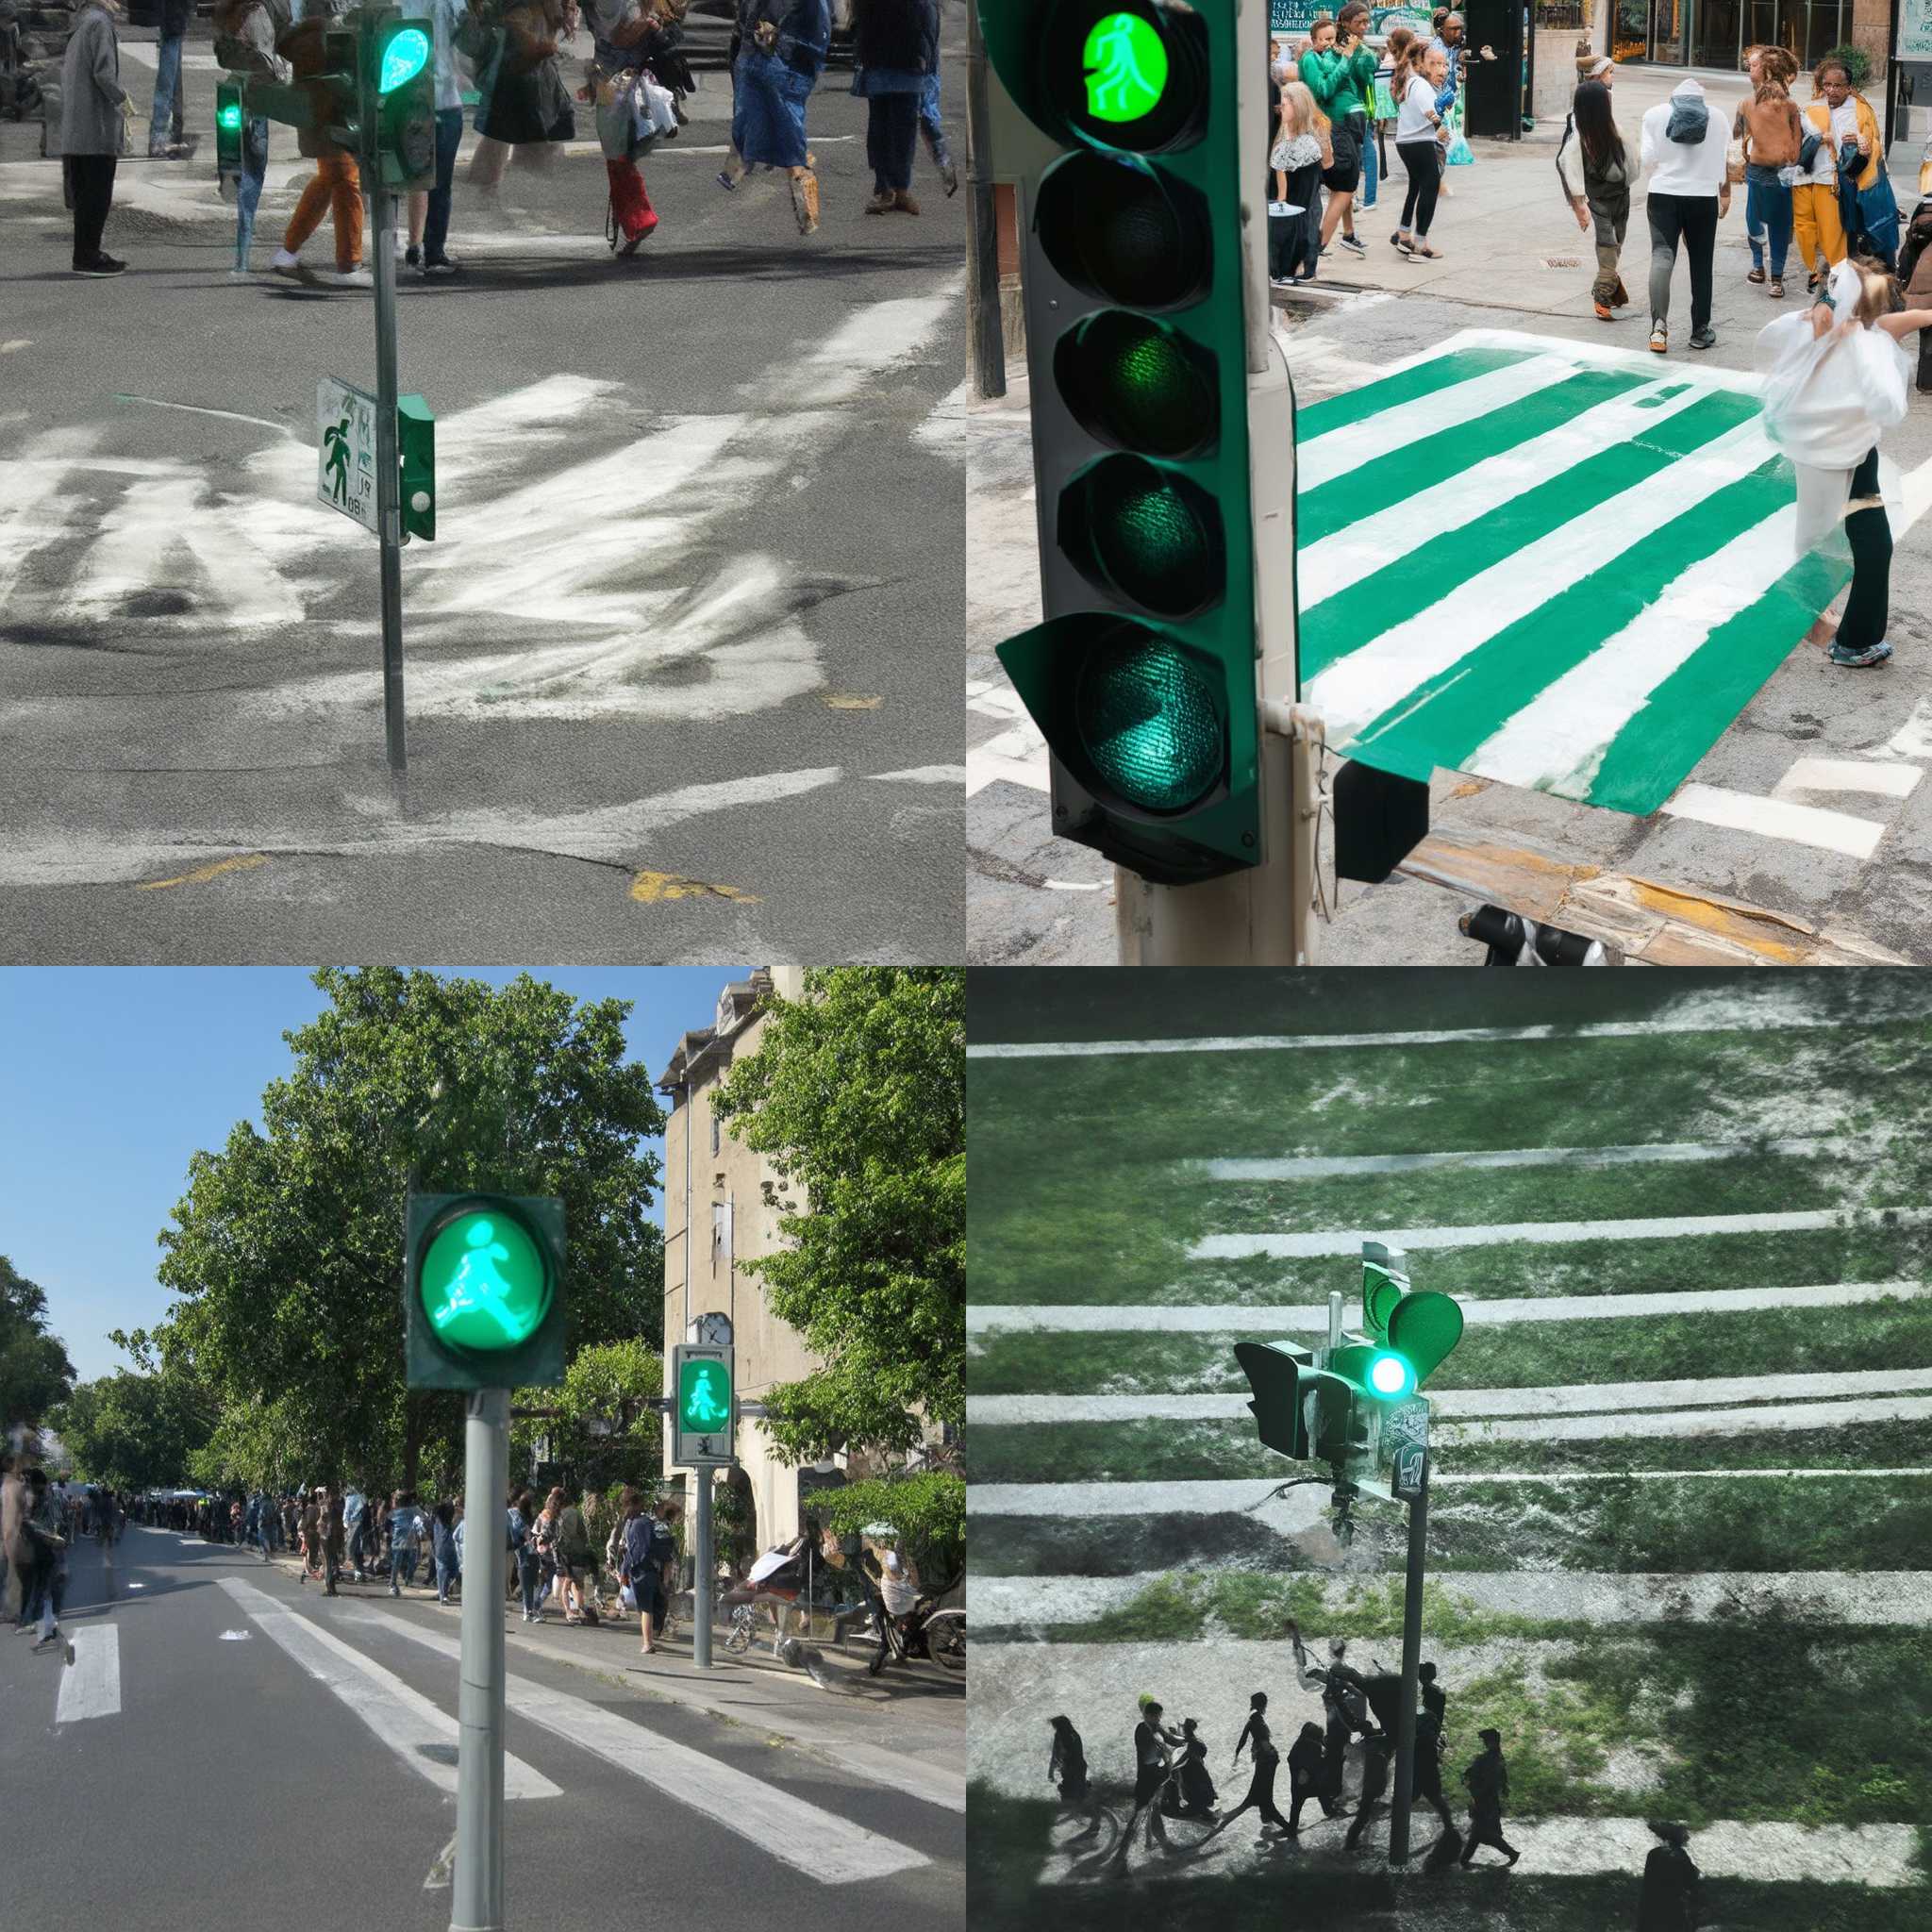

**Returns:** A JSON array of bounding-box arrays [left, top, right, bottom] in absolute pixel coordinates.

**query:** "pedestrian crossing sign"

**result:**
[[317, 376, 380, 536], [1297, 330, 1875, 816]]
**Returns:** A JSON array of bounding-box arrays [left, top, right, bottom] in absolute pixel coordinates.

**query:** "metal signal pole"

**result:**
[[451, 1387, 508, 1932], [371, 171, 408, 798], [1387, 1463, 1429, 1864]]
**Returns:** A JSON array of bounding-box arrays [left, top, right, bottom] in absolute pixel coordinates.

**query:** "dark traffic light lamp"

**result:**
[[985, 0, 1274, 885], [406, 1193, 565, 1391]]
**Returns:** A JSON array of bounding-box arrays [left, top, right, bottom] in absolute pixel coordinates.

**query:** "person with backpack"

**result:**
[[1557, 75, 1632, 320], [58, 0, 130, 278], [617, 1487, 663, 1654], [511, 1489, 546, 1621], [270, 1, 367, 286], [1639, 74, 1730, 355]]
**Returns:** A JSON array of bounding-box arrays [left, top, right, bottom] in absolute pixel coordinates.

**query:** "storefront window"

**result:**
[[1693, 0, 1740, 66], [1614, 0, 1841, 66]]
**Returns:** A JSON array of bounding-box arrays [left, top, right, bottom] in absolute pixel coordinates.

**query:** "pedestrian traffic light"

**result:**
[[983, 0, 1290, 885], [1235, 1341, 1354, 1465], [405, 1192, 566, 1391], [671, 1343, 736, 1466], [216, 80, 244, 177], [317, 24, 364, 151], [398, 393, 435, 541], [365, 14, 436, 190]]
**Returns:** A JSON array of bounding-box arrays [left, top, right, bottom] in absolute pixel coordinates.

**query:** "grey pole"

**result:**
[[371, 172, 408, 800], [692, 1469, 712, 1669], [1387, 1463, 1429, 1865], [963, 0, 1006, 399], [451, 1387, 508, 1932]]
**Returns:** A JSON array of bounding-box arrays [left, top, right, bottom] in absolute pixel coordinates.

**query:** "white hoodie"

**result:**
[[1640, 77, 1730, 197]]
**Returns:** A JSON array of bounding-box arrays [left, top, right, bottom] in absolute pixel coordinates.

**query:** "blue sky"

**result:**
[[0, 967, 747, 1384]]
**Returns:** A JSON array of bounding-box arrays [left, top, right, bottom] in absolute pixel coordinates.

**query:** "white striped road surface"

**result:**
[[1185, 1137, 1826, 1181], [216, 1580, 560, 1800], [970, 1468, 1932, 1522], [342, 1608, 932, 1883], [1774, 757, 1924, 802], [966, 1281, 1932, 1334], [1660, 783, 1889, 861], [968, 1367, 1932, 1427], [1190, 1206, 1932, 1260], [1037, 1815, 1924, 1890], [969, 1569, 1932, 1630], [55, 1625, 121, 1724], [963, 1007, 1848, 1058]]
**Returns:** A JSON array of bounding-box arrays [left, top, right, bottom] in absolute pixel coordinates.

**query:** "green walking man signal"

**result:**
[[406, 1192, 567, 1391], [671, 1344, 737, 1467]]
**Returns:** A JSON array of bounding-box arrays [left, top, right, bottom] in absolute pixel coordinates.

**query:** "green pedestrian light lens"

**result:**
[[379, 26, 431, 92], [678, 1358, 732, 1431], [1074, 631, 1222, 813], [1365, 1350, 1417, 1401], [218, 102, 243, 131], [419, 1208, 551, 1352], [1058, 311, 1214, 458], [1082, 11, 1168, 124]]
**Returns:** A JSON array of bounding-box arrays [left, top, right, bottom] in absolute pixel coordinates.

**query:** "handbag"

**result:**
[[1853, 163, 1902, 263], [537, 56, 576, 141]]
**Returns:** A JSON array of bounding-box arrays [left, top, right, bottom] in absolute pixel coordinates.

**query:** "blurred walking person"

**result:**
[[147, 0, 191, 156], [1205, 1692, 1291, 1840], [213, 0, 285, 278], [1459, 1728, 1520, 1867], [1557, 75, 1631, 319], [271, 3, 367, 286], [585, 0, 668, 253], [719, 0, 830, 235], [60, 0, 129, 277], [851, 0, 938, 217], [1637, 1822, 1702, 1929], [1640, 74, 1729, 354], [403, 0, 470, 273]]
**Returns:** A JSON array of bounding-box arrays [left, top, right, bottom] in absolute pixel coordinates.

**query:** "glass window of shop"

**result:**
[[1607, 0, 1850, 66]]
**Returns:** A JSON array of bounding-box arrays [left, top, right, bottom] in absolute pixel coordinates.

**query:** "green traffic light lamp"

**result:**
[[418, 1207, 551, 1351], [405, 1192, 566, 1391], [378, 25, 431, 92]]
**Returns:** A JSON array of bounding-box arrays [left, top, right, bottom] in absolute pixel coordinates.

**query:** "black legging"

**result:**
[[1397, 139, 1439, 239], [68, 154, 117, 263], [1219, 1755, 1290, 1831], [1839, 445, 1891, 653]]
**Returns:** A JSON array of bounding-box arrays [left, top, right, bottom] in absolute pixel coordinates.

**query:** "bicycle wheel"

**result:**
[[927, 1616, 966, 1674], [723, 1607, 755, 1655]]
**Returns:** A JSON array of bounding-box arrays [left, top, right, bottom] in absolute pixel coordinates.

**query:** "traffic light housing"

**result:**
[[405, 1192, 566, 1391], [317, 24, 364, 151], [398, 393, 436, 541], [366, 14, 436, 190], [216, 80, 244, 178], [671, 1343, 736, 1466], [1234, 1341, 1355, 1465], [984, 0, 1290, 886]]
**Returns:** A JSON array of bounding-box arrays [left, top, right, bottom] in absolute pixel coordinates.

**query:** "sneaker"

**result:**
[[1593, 300, 1613, 320], [393, 235, 408, 262], [1391, 231, 1413, 255], [330, 266, 374, 289], [421, 254, 461, 275], [1689, 326, 1716, 351], [1829, 639, 1893, 667], [1337, 233, 1366, 257], [390, 1582, 400, 1597], [73, 253, 125, 277], [227, 266, 252, 281], [939, 158, 958, 197], [1649, 320, 1668, 354], [405, 243, 421, 269]]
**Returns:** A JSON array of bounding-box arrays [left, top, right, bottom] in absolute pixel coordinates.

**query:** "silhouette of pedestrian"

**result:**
[[1290, 1619, 1376, 1810], [1110, 1695, 1182, 1861], [1459, 1728, 1521, 1868], [1345, 1731, 1394, 1849], [1286, 1721, 1333, 1830], [1414, 1661, 1457, 1833], [1164, 1718, 1219, 1819], [1637, 1822, 1701, 1930], [1048, 1714, 1106, 1845], [1204, 1691, 1292, 1840]]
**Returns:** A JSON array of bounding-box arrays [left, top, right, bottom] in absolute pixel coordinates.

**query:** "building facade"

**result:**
[[656, 968, 843, 1571]]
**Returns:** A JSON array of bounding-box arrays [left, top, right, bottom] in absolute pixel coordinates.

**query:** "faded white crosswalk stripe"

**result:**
[[344, 1609, 931, 1883], [55, 1624, 121, 1724], [1185, 1137, 1826, 1181], [218, 1580, 559, 1800]]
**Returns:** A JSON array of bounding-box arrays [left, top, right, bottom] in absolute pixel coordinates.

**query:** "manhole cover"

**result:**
[[1540, 256, 1585, 270]]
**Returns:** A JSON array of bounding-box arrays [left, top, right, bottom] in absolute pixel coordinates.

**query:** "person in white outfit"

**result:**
[[1640, 75, 1731, 355]]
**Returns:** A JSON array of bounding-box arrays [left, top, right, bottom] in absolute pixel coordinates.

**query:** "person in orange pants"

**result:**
[[1791, 89, 1846, 290], [269, 13, 367, 285]]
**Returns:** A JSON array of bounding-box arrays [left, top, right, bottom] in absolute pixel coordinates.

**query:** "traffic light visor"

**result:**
[[418, 1205, 552, 1352], [1075, 628, 1224, 813], [1056, 311, 1216, 459], [379, 25, 431, 92]]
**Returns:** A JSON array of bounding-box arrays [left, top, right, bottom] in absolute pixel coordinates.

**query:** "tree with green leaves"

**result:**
[[713, 967, 963, 1464], [50, 1367, 213, 1492], [146, 969, 666, 1493], [1, 1255, 75, 1431], [510, 1337, 663, 1495]]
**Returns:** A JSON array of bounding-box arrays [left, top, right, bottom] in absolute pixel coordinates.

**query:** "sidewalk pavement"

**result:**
[[242, 1539, 965, 1813]]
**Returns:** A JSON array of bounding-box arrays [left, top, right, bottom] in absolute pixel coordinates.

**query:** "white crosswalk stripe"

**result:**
[[340, 1607, 931, 1883], [55, 1625, 121, 1724], [217, 1579, 560, 1800]]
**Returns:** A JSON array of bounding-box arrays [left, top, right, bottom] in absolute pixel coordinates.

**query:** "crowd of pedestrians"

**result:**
[[1, 1458, 122, 1660], [1266, 8, 1487, 289], [58, 0, 949, 281]]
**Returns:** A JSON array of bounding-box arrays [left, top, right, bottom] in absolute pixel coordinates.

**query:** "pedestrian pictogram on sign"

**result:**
[[317, 377, 379, 535]]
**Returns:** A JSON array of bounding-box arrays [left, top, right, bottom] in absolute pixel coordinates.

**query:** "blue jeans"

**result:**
[[149, 34, 184, 154], [236, 118, 268, 267], [436, 1558, 456, 1602], [1745, 164, 1791, 276], [918, 73, 949, 166], [1361, 123, 1378, 208], [391, 1548, 417, 1591], [518, 1551, 543, 1617], [423, 108, 463, 261]]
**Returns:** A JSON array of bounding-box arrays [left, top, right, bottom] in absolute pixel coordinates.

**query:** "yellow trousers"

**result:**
[[1791, 183, 1846, 280]]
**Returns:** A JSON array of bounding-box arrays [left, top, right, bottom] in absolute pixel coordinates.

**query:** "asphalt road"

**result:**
[[0, 27, 965, 964], [5, 1526, 961, 1930]]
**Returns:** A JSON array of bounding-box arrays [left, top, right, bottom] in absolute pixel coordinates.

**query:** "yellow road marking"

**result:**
[[134, 854, 269, 891], [629, 871, 760, 906], [823, 693, 883, 709]]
